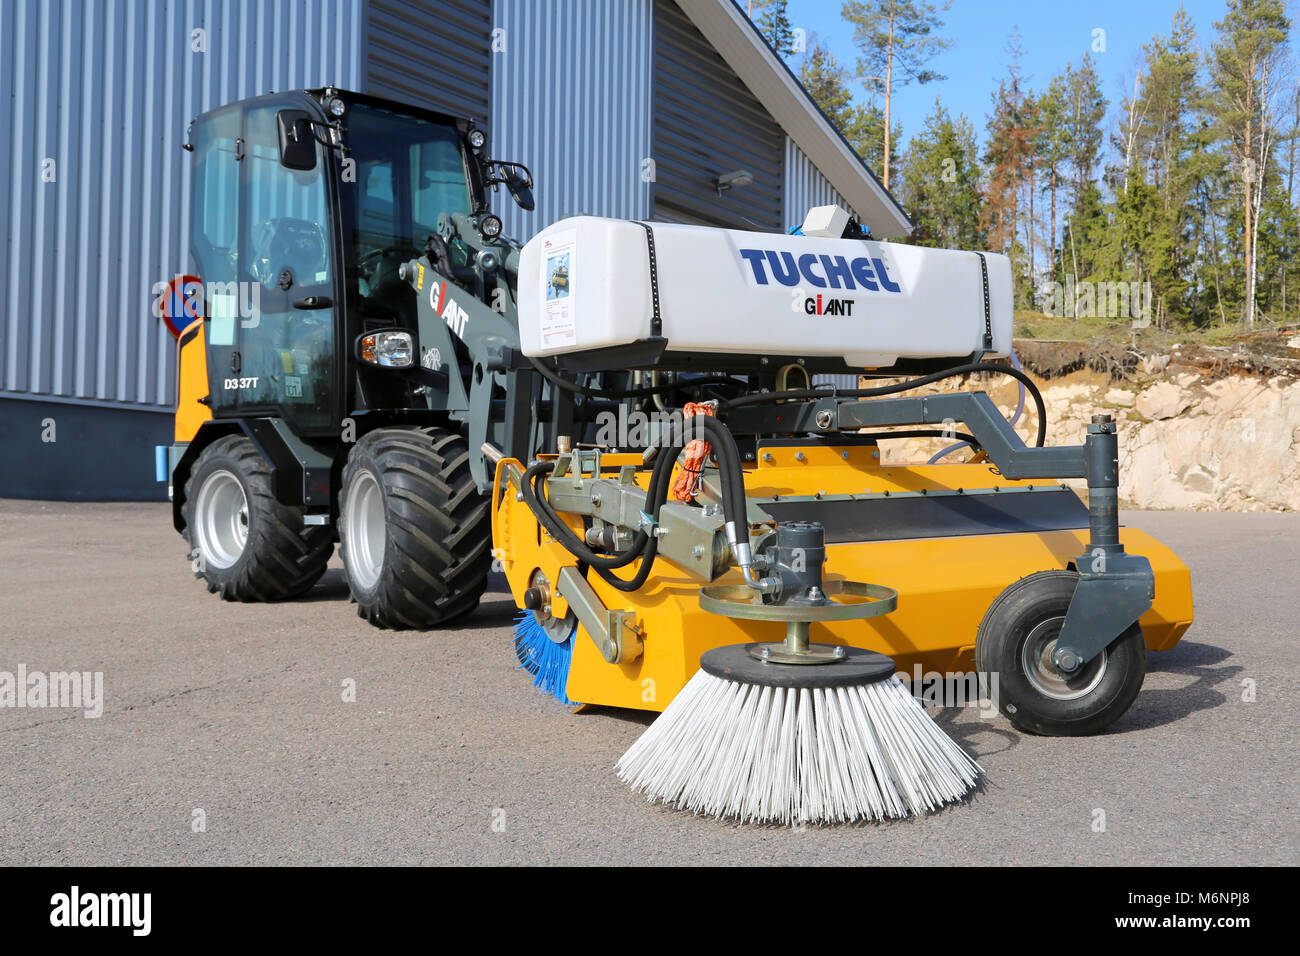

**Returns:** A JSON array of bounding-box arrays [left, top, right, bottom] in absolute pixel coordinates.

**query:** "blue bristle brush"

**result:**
[[513, 610, 577, 705]]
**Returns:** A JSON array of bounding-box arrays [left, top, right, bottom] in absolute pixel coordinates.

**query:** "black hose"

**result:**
[[719, 361, 1048, 447], [517, 443, 683, 591], [515, 415, 753, 594], [527, 355, 739, 400]]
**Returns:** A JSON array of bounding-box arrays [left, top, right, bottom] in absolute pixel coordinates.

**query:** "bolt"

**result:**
[[795, 451, 806, 462], [762, 452, 774, 463], [515, 492, 523, 502], [815, 409, 834, 430], [691, 545, 704, 558], [603, 640, 617, 661], [840, 451, 849, 460], [542, 604, 551, 616]]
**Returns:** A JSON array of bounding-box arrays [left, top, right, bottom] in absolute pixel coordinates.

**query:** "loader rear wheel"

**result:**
[[338, 426, 492, 629], [182, 434, 334, 601], [975, 570, 1146, 736]]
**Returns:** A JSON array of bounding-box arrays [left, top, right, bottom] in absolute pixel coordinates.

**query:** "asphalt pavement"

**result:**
[[0, 499, 1295, 865]]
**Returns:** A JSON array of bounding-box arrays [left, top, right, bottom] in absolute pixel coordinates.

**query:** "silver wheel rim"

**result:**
[[194, 469, 249, 570], [1021, 616, 1108, 701], [345, 469, 386, 590]]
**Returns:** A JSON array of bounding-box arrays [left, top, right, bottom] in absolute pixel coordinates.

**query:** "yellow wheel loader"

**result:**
[[165, 88, 1192, 743]]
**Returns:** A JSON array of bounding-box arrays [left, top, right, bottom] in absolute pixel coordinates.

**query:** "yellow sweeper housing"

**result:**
[[493, 443, 1193, 719]]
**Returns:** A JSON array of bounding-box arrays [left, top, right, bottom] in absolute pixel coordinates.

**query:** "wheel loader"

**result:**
[[164, 87, 1193, 737]]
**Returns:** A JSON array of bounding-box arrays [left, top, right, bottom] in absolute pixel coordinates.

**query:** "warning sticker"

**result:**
[[539, 230, 576, 348]]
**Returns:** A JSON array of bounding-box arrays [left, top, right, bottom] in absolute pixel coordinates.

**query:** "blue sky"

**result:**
[[781, 0, 1231, 152]]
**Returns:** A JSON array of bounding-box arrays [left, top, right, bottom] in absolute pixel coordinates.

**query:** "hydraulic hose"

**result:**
[[928, 348, 1028, 463], [517, 441, 682, 592], [718, 361, 1048, 447], [515, 415, 753, 595]]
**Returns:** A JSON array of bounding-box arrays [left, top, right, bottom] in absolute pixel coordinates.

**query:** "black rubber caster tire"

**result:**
[[975, 570, 1146, 736]]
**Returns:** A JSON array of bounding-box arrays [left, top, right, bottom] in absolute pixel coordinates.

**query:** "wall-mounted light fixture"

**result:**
[[714, 169, 754, 196]]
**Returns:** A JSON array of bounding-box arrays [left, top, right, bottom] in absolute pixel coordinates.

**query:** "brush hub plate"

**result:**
[[700, 644, 897, 689]]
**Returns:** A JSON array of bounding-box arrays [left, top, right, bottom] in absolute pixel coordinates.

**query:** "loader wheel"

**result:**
[[975, 570, 1146, 736], [338, 427, 492, 629], [183, 434, 334, 601]]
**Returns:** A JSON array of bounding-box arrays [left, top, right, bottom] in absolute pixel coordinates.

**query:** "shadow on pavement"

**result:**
[[1115, 640, 1239, 732]]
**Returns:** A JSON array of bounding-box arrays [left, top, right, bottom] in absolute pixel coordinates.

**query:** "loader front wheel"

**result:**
[[183, 434, 334, 601], [975, 570, 1146, 736], [339, 427, 492, 629]]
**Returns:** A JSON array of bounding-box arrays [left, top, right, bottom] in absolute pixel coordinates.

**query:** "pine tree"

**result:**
[[1208, 0, 1291, 326], [799, 42, 899, 179], [1035, 76, 1071, 285], [757, 0, 797, 57], [800, 42, 857, 133], [898, 98, 983, 248], [842, 0, 953, 190]]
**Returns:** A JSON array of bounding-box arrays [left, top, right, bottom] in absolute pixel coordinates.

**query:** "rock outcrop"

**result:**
[[874, 350, 1300, 512]]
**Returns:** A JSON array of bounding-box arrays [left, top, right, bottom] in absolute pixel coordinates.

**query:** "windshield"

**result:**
[[342, 101, 472, 325], [349, 104, 471, 250]]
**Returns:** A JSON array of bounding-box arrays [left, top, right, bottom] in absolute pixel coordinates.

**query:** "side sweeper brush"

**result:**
[[615, 519, 982, 824], [513, 570, 579, 704], [513, 610, 577, 704]]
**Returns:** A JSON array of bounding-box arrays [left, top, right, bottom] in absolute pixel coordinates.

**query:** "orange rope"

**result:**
[[671, 402, 715, 502]]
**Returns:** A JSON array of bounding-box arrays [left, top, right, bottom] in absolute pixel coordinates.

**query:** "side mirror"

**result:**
[[506, 167, 535, 212], [277, 109, 317, 171]]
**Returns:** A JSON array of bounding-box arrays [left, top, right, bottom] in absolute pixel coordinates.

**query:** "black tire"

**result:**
[[182, 434, 334, 601], [338, 426, 492, 629], [975, 570, 1146, 736]]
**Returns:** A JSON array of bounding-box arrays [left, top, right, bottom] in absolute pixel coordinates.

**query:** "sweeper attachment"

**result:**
[[492, 214, 1194, 825]]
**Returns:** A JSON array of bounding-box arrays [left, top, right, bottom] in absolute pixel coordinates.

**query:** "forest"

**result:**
[[750, 0, 1299, 333]]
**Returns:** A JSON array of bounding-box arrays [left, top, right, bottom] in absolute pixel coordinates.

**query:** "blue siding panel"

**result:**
[[783, 136, 854, 233], [490, 0, 654, 243], [0, 0, 364, 411]]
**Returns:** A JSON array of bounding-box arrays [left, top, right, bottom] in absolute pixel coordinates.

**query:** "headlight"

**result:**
[[357, 330, 414, 368], [478, 213, 502, 239], [467, 128, 486, 150], [326, 95, 347, 118]]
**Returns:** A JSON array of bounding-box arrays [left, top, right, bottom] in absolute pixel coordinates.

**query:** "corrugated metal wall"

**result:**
[[650, 0, 782, 231], [784, 137, 855, 232], [0, 0, 363, 412], [489, 0, 654, 243], [365, 0, 492, 122]]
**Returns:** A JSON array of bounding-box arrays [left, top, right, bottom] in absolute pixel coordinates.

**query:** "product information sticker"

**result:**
[[540, 230, 577, 348]]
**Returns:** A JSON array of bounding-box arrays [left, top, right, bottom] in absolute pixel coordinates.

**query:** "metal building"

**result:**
[[0, 0, 908, 500]]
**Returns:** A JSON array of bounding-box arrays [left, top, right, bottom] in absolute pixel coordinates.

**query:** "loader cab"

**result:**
[[186, 90, 485, 435]]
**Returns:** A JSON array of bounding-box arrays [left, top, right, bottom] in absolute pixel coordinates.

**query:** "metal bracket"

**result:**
[[555, 566, 644, 664], [1055, 551, 1154, 671]]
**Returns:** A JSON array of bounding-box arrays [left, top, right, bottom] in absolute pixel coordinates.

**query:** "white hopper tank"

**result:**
[[517, 216, 1012, 369]]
